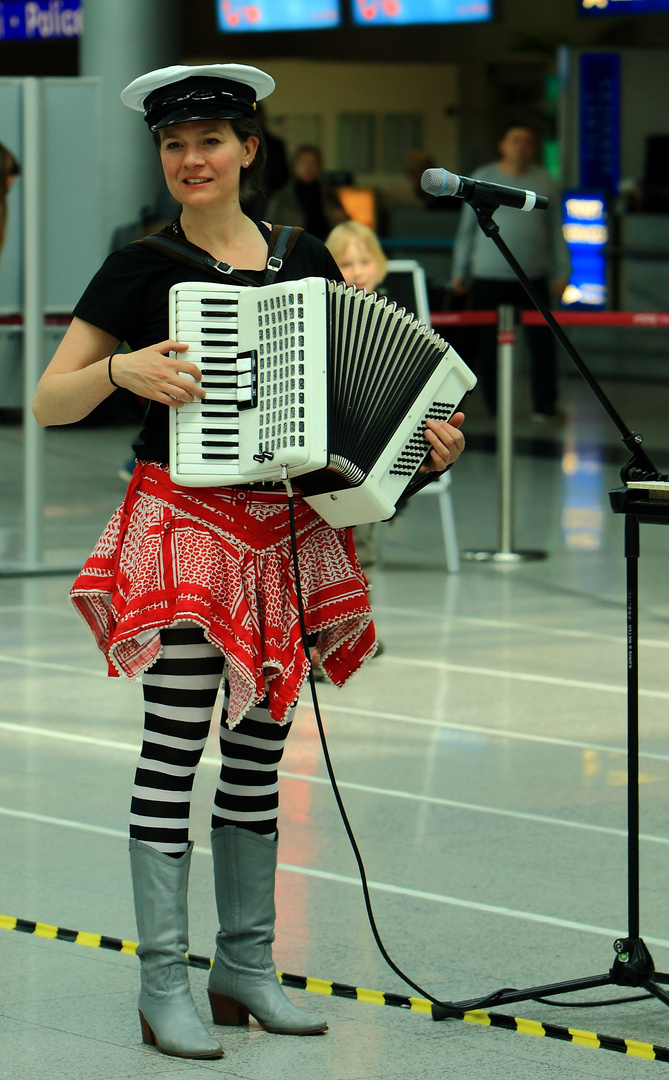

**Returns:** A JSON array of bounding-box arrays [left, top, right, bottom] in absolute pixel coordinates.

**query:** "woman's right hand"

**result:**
[[110, 340, 205, 407]]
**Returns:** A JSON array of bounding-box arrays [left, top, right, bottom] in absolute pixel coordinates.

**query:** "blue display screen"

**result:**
[[216, 0, 341, 31], [561, 191, 608, 309], [351, 0, 492, 25], [578, 54, 621, 195], [0, 0, 82, 40], [579, 0, 669, 15]]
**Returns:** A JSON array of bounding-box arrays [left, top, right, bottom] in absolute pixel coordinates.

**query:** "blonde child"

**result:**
[[325, 219, 388, 294], [324, 221, 394, 660]]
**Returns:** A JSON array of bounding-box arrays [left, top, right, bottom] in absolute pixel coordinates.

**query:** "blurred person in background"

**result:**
[[0, 142, 21, 256], [325, 221, 389, 631], [326, 220, 463, 666], [325, 222, 389, 648], [451, 124, 571, 421], [405, 149, 457, 211], [326, 219, 388, 297], [269, 143, 347, 240], [0, 144, 21, 424]]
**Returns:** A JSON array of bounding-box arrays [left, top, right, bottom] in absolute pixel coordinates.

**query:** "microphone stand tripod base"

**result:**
[[463, 549, 547, 564], [430, 937, 669, 1021]]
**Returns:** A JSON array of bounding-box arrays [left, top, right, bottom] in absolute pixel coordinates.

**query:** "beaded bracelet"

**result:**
[[107, 355, 119, 389]]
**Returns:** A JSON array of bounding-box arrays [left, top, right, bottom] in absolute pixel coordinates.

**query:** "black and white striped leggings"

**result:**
[[130, 626, 294, 856]]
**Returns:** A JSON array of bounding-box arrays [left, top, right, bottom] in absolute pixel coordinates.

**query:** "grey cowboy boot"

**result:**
[[208, 825, 327, 1034], [129, 839, 223, 1059]]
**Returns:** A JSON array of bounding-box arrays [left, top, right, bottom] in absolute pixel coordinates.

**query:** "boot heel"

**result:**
[[208, 989, 250, 1026], [138, 1009, 156, 1046]]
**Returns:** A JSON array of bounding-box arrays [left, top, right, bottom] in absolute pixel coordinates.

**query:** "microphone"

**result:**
[[421, 168, 549, 212]]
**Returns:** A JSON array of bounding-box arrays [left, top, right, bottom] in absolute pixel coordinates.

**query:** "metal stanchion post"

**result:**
[[497, 304, 516, 559], [464, 304, 547, 564], [22, 77, 45, 569]]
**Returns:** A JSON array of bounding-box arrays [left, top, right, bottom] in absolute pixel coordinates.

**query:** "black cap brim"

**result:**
[[149, 102, 247, 132]]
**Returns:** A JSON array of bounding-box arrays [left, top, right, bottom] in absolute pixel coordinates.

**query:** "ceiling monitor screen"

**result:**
[[579, 0, 669, 14], [216, 0, 342, 31], [351, 0, 493, 26]]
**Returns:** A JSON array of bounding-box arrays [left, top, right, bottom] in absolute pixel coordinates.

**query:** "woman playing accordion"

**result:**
[[32, 62, 465, 1061]]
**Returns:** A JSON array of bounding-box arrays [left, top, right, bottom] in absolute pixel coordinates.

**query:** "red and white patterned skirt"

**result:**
[[70, 462, 376, 727]]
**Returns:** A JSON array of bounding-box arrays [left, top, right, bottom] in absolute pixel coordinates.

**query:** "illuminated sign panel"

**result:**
[[0, 0, 82, 39], [580, 0, 669, 14], [579, 53, 620, 194], [351, 0, 492, 26], [561, 192, 608, 309], [216, 0, 341, 31]]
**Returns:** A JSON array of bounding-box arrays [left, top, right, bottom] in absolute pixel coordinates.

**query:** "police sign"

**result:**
[[0, 0, 82, 40]]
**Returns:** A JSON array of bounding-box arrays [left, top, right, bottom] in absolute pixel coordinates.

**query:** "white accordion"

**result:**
[[169, 278, 476, 527]]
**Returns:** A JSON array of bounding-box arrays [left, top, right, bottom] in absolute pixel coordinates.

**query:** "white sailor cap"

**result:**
[[120, 63, 275, 131]]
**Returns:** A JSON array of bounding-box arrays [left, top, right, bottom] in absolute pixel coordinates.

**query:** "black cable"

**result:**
[[282, 472, 466, 1018], [531, 993, 652, 1008], [282, 473, 636, 1018]]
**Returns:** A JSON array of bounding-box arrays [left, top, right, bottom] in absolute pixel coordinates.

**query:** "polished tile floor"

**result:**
[[2, 372, 669, 1078]]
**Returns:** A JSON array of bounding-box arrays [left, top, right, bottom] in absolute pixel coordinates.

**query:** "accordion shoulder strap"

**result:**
[[264, 224, 303, 283], [133, 224, 303, 288]]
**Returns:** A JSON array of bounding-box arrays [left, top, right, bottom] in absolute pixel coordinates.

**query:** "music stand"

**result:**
[[433, 197, 669, 1020], [383, 260, 431, 325]]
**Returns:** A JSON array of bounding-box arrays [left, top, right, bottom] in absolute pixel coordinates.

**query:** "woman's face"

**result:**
[[158, 119, 258, 211], [337, 237, 383, 293]]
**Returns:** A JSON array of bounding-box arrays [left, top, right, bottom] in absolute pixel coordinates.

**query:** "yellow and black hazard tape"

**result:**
[[2, 912, 668, 1062]]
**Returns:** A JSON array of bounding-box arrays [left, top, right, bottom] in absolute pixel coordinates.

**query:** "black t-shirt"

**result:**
[[73, 222, 343, 462]]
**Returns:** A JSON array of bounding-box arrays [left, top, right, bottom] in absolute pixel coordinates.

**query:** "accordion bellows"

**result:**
[[169, 278, 476, 527]]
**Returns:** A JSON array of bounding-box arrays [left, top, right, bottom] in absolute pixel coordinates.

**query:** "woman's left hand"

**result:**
[[421, 411, 465, 472]]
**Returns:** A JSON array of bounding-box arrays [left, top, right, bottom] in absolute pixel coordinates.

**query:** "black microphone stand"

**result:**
[[434, 197, 669, 1020]]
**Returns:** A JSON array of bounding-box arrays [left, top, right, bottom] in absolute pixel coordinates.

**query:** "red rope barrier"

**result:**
[[0, 314, 71, 326], [430, 310, 669, 329], [3, 310, 669, 329], [430, 311, 498, 327], [521, 310, 669, 327]]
